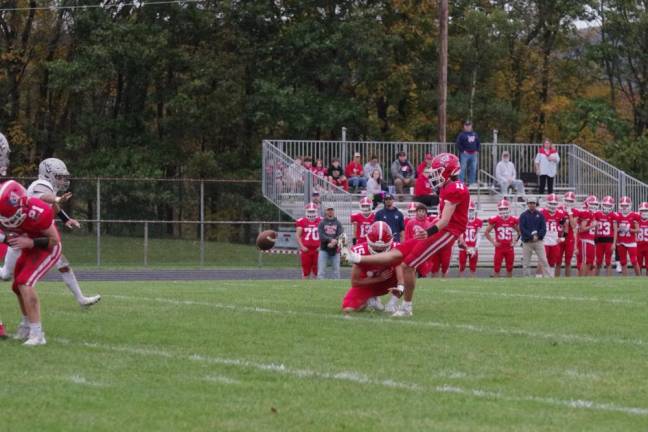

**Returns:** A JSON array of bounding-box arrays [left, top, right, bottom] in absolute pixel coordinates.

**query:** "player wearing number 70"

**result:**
[[295, 203, 321, 279]]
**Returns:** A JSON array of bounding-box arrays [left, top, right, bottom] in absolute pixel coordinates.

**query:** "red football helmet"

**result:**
[[429, 153, 461, 188], [366, 221, 393, 254], [0, 180, 28, 228], [639, 202, 648, 220], [304, 202, 318, 221], [563, 191, 576, 203], [468, 200, 476, 220], [619, 196, 632, 215], [497, 199, 511, 218], [545, 193, 559, 211], [407, 201, 417, 218], [601, 195, 614, 213], [359, 197, 372, 215], [584, 195, 599, 211]]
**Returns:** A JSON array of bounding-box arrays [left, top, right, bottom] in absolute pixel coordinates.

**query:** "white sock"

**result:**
[[402, 300, 412, 309], [20, 315, 28, 327], [387, 295, 399, 305], [29, 322, 42, 337], [60, 270, 85, 302]]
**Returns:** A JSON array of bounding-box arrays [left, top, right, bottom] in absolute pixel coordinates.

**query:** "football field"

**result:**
[[1, 277, 647, 431]]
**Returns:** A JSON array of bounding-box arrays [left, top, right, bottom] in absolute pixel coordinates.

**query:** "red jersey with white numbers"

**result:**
[[404, 217, 431, 242], [439, 180, 470, 236], [350, 212, 375, 243], [574, 209, 596, 241], [352, 241, 400, 279], [295, 217, 321, 249], [488, 215, 518, 247], [593, 211, 615, 240], [2, 197, 59, 240], [616, 212, 640, 244], [637, 218, 648, 244], [541, 209, 566, 246], [463, 218, 483, 247]]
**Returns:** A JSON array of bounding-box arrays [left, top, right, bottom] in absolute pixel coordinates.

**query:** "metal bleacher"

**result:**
[[262, 139, 648, 269]]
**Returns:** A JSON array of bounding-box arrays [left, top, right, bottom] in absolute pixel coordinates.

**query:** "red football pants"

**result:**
[[300, 248, 319, 277], [458, 249, 478, 273], [616, 244, 637, 267], [637, 244, 648, 270], [494, 246, 514, 274], [596, 242, 613, 267], [544, 244, 562, 268]]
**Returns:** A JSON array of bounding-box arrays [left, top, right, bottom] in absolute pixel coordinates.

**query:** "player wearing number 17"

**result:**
[[0, 180, 62, 346], [295, 203, 321, 279], [341, 153, 470, 317]]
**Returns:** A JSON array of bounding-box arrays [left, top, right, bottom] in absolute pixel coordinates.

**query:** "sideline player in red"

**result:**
[[351, 197, 375, 245], [542, 194, 568, 277], [295, 203, 321, 279], [576, 195, 598, 276], [560, 192, 578, 277], [615, 196, 640, 276], [342, 153, 469, 317], [594, 195, 617, 276], [403, 202, 417, 228], [458, 200, 482, 277], [484, 199, 519, 278], [637, 202, 648, 276], [0, 180, 62, 346]]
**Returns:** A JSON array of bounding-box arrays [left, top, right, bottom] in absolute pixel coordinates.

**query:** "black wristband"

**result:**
[[426, 225, 439, 236], [33, 237, 50, 249], [58, 210, 71, 223]]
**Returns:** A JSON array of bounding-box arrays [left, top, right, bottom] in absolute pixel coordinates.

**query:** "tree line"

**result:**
[[1, 0, 647, 181]]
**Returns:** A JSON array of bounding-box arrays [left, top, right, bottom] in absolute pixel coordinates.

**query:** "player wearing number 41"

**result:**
[[0, 159, 101, 307], [341, 153, 470, 317], [295, 202, 321, 279]]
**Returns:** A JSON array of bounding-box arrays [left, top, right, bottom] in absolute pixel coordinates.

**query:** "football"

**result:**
[[256, 229, 277, 250]]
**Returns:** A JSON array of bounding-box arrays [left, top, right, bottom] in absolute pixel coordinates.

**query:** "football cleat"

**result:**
[[366, 296, 385, 312], [391, 305, 412, 317], [80, 295, 102, 308], [13, 325, 30, 341], [23, 332, 46, 346], [385, 298, 400, 314]]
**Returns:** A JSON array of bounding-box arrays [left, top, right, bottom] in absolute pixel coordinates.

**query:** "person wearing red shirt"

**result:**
[[345, 152, 366, 192], [636, 202, 648, 275], [416, 153, 434, 176], [403, 203, 434, 277], [0, 180, 62, 346], [541, 194, 568, 277], [458, 200, 482, 277], [311, 159, 327, 178], [413, 167, 439, 208], [615, 196, 641, 276], [594, 196, 617, 276], [484, 199, 520, 277], [342, 153, 469, 317], [576, 195, 599, 276], [295, 203, 322, 279], [350, 197, 375, 245], [560, 192, 578, 277], [403, 202, 417, 228]]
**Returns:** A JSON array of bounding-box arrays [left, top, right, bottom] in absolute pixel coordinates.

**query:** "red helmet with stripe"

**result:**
[[584, 195, 599, 211], [366, 221, 393, 254], [601, 195, 614, 213], [619, 196, 632, 215], [429, 153, 461, 188], [407, 201, 417, 218], [0, 180, 28, 228], [304, 202, 318, 221], [563, 191, 576, 203], [639, 202, 648, 220], [497, 199, 510, 218], [359, 197, 372, 216], [545, 193, 559, 211]]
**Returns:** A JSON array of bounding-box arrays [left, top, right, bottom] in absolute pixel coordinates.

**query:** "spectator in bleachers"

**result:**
[[345, 152, 367, 192], [534, 138, 560, 194], [390, 151, 414, 196], [328, 158, 349, 191], [363, 155, 383, 181], [413, 167, 439, 207], [287, 156, 304, 192], [366, 169, 385, 209], [456, 120, 480, 185], [303, 156, 313, 172], [416, 153, 434, 176], [317, 206, 344, 279], [519, 196, 553, 277], [374, 193, 405, 242], [312, 158, 327, 178], [311, 191, 323, 215], [495, 151, 525, 199]]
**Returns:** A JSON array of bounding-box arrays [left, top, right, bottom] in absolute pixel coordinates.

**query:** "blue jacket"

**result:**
[[456, 131, 481, 153], [375, 207, 405, 242], [519, 209, 547, 242]]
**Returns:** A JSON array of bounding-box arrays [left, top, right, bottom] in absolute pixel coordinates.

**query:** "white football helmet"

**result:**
[[38, 158, 70, 192]]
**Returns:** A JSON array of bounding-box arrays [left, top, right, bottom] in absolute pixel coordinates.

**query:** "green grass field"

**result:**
[[1, 277, 647, 431]]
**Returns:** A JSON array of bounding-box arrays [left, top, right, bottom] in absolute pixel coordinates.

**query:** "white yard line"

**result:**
[[101, 293, 648, 348], [68, 374, 108, 387], [435, 288, 645, 306], [55, 338, 648, 417]]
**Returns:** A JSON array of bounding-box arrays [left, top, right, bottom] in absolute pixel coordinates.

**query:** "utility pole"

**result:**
[[438, 0, 448, 143]]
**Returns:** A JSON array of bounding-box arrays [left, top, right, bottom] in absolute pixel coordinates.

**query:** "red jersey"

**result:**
[[344, 161, 363, 178], [352, 241, 400, 279], [351, 212, 375, 243], [488, 215, 519, 247], [593, 211, 615, 239], [439, 180, 470, 236], [414, 175, 433, 197], [616, 212, 640, 244], [637, 218, 648, 244], [564, 208, 577, 240], [541, 209, 566, 246], [463, 218, 483, 247], [2, 197, 58, 240], [295, 217, 321, 249], [404, 217, 431, 242], [574, 209, 596, 241]]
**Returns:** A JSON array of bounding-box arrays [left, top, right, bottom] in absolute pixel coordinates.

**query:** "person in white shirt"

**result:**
[[534, 139, 560, 194], [363, 155, 383, 182], [495, 151, 525, 197]]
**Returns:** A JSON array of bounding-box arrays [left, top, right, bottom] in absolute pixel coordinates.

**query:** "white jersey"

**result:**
[[26, 179, 55, 199]]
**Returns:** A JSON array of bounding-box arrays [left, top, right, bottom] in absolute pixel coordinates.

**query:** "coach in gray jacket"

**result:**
[[519, 197, 553, 277], [317, 206, 344, 279]]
